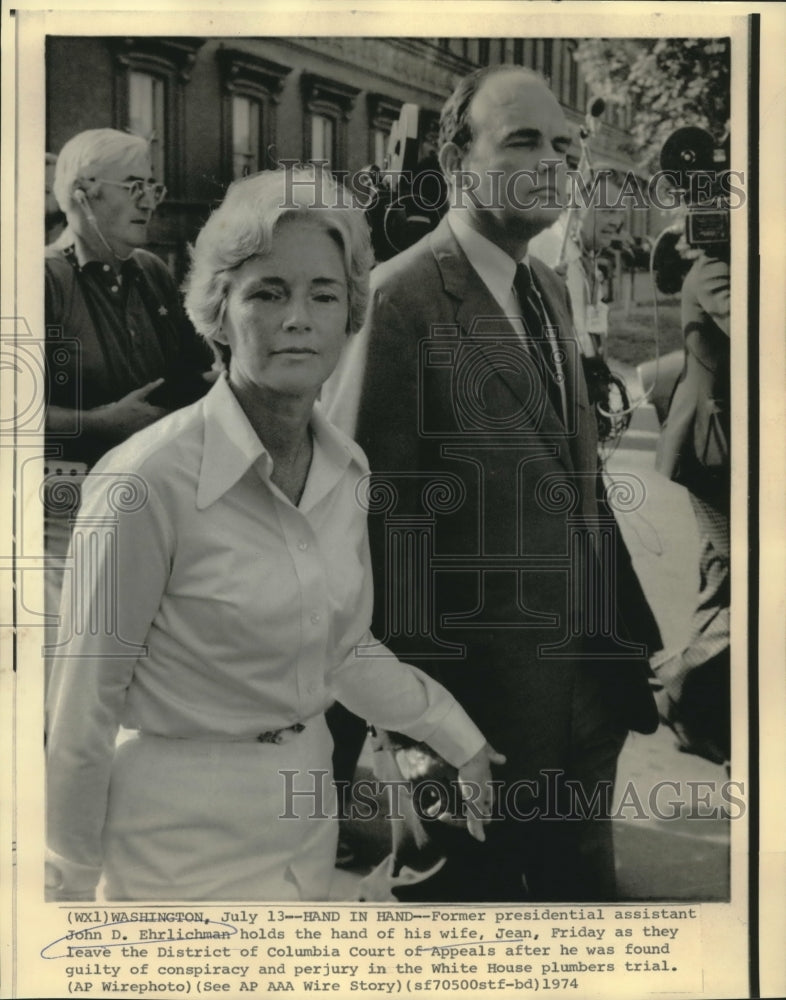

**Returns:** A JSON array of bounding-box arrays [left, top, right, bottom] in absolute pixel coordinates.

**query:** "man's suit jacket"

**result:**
[[330, 216, 656, 779]]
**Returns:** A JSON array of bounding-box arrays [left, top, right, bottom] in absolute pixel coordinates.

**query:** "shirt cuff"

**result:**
[[46, 848, 102, 895], [420, 699, 486, 769]]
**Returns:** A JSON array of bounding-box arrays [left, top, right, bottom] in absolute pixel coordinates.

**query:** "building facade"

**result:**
[[46, 35, 648, 277]]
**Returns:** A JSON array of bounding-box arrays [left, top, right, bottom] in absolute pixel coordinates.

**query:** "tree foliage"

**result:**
[[574, 38, 730, 172]]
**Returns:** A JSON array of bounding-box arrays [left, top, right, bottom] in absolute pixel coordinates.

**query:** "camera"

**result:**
[[659, 126, 731, 248], [362, 103, 448, 262], [651, 126, 732, 296]]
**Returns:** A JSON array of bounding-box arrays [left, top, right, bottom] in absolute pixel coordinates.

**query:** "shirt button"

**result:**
[[310, 612, 321, 625], [103, 265, 110, 272], [298, 540, 308, 551], [111, 285, 119, 293]]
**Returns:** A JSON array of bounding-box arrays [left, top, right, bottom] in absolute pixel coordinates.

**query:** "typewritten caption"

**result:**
[[40, 905, 703, 997]]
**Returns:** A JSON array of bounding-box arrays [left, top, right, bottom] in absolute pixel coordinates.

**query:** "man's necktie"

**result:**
[[513, 262, 566, 423]]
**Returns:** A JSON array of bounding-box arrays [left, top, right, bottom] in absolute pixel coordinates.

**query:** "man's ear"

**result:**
[[438, 142, 465, 182], [75, 177, 101, 199]]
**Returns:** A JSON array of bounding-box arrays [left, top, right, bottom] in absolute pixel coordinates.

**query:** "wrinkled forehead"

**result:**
[[99, 150, 153, 180], [81, 147, 153, 183], [469, 72, 568, 138]]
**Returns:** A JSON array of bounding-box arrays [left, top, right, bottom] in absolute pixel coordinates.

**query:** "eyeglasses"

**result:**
[[92, 178, 167, 205]]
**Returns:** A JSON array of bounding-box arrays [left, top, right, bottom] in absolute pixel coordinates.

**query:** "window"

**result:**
[[311, 114, 335, 164], [564, 41, 580, 110], [301, 73, 360, 171], [367, 94, 403, 167], [542, 39, 554, 81], [577, 72, 588, 118], [560, 39, 586, 111], [128, 71, 166, 182], [371, 129, 388, 168], [231, 95, 261, 178], [111, 37, 204, 196], [549, 38, 567, 99], [217, 47, 290, 183]]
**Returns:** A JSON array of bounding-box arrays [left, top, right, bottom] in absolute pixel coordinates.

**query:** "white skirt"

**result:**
[[102, 715, 338, 901]]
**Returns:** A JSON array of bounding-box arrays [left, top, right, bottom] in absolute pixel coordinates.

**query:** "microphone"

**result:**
[[587, 96, 606, 120], [580, 97, 606, 139]]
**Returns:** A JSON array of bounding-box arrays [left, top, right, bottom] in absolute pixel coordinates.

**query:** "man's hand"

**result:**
[[457, 742, 506, 842], [92, 379, 168, 441], [44, 859, 97, 903]]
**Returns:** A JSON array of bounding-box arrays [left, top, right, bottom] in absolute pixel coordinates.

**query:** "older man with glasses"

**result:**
[[44, 128, 212, 693], [46, 128, 212, 462]]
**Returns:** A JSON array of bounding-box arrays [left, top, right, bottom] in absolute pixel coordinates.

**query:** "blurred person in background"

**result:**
[[529, 168, 632, 358], [654, 239, 730, 767], [45, 128, 212, 468]]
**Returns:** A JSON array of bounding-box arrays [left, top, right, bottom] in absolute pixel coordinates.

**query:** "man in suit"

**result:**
[[324, 64, 657, 901]]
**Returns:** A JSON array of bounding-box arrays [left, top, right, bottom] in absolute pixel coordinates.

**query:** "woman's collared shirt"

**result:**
[[47, 373, 484, 876]]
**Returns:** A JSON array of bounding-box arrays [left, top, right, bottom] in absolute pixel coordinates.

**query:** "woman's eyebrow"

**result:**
[[237, 275, 346, 294], [238, 275, 287, 293]]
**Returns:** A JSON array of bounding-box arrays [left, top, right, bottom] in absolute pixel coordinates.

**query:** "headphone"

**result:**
[[75, 188, 96, 222], [74, 184, 133, 263]]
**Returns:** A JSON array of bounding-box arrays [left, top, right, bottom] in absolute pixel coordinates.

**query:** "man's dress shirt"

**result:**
[[47, 373, 485, 888], [323, 212, 562, 434]]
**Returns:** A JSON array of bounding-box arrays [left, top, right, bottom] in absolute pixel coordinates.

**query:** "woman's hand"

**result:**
[[456, 742, 506, 842]]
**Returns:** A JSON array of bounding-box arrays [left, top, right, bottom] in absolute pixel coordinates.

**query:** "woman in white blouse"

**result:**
[[46, 166, 503, 902]]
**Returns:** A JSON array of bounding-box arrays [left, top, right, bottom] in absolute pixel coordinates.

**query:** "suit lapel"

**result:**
[[530, 256, 583, 411], [530, 256, 597, 474], [430, 220, 574, 467]]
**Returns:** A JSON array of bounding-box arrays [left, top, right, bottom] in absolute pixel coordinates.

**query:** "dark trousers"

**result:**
[[326, 701, 368, 819], [653, 494, 730, 764], [381, 666, 628, 903]]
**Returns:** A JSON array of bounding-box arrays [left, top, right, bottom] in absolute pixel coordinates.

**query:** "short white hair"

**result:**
[[183, 166, 374, 355], [53, 128, 149, 213]]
